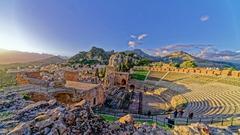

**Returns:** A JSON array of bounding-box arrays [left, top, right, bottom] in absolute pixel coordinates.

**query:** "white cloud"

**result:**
[[130, 35, 137, 39], [128, 41, 140, 48], [128, 33, 147, 48], [200, 15, 209, 22], [130, 33, 148, 40], [137, 34, 147, 40]]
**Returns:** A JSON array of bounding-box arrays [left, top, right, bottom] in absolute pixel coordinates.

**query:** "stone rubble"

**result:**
[[0, 89, 236, 135], [2, 98, 171, 135], [173, 123, 234, 135]]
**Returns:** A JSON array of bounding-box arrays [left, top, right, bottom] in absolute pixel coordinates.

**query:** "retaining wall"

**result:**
[[133, 66, 240, 78]]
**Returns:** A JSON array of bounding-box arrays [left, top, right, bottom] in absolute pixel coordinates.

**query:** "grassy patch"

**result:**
[[0, 70, 16, 90], [0, 111, 12, 121], [136, 119, 171, 130], [131, 70, 149, 81], [100, 114, 118, 122], [22, 93, 31, 100], [100, 114, 171, 130]]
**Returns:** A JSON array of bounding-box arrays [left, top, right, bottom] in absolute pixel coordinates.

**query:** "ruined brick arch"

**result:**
[[121, 79, 127, 85], [53, 92, 74, 104]]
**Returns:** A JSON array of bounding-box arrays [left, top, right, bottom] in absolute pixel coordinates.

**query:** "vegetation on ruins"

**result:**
[[224, 67, 237, 71], [169, 62, 180, 68], [95, 67, 106, 78], [0, 69, 16, 90], [180, 61, 197, 68], [0, 111, 12, 121], [100, 114, 118, 122], [100, 113, 170, 129], [22, 93, 31, 100], [150, 62, 164, 67], [136, 58, 151, 66]]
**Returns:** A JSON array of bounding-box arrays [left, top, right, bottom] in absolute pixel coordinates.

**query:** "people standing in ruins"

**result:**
[[188, 112, 194, 119], [166, 115, 174, 128], [147, 110, 152, 118], [179, 109, 184, 118], [173, 109, 178, 118]]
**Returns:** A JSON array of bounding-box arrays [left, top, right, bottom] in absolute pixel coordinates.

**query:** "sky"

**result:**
[[0, 0, 240, 61]]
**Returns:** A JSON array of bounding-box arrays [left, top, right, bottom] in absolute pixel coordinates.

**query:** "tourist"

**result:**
[[147, 110, 152, 118], [166, 115, 174, 128], [188, 112, 194, 119], [173, 109, 178, 118], [179, 109, 184, 118]]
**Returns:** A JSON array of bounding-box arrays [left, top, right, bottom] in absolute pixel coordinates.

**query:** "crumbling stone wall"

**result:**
[[16, 73, 29, 85], [64, 71, 79, 81], [114, 72, 129, 87], [105, 66, 129, 89], [16, 71, 45, 86], [213, 70, 221, 76], [78, 86, 105, 106], [221, 70, 231, 76], [189, 69, 196, 73], [232, 71, 240, 77], [207, 70, 215, 75], [25, 71, 42, 79], [53, 92, 74, 104], [28, 92, 50, 102], [51, 85, 105, 106]]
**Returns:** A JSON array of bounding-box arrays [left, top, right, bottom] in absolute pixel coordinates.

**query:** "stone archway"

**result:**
[[121, 79, 127, 85]]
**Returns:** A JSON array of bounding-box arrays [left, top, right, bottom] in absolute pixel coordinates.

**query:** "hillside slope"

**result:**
[[0, 49, 54, 64], [68, 47, 114, 65], [125, 49, 161, 62], [163, 51, 240, 69], [0, 56, 66, 70]]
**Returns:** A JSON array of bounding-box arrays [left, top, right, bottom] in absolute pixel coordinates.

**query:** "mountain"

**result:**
[[163, 51, 240, 69], [68, 47, 240, 69], [68, 47, 114, 65], [162, 51, 195, 62], [108, 52, 142, 71], [0, 49, 54, 64], [29, 56, 66, 65], [0, 56, 66, 70], [125, 49, 161, 61]]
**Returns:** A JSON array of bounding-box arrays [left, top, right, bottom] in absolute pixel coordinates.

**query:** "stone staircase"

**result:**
[[182, 85, 240, 120]]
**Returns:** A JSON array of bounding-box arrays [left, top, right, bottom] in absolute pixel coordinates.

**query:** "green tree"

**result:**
[[225, 67, 237, 71], [170, 62, 180, 68], [137, 59, 151, 66], [180, 61, 197, 68]]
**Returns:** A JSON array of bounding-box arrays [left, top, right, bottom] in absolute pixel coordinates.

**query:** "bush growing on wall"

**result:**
[[180, 61, 197, 68]]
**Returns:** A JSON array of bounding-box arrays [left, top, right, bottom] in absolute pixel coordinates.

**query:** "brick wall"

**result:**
[[16, 73, 29, 85], [133, 66, 240, 78], [25, 71, 42, 79], [232, 71, 240, 77], [64, 71, 79, 81]]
